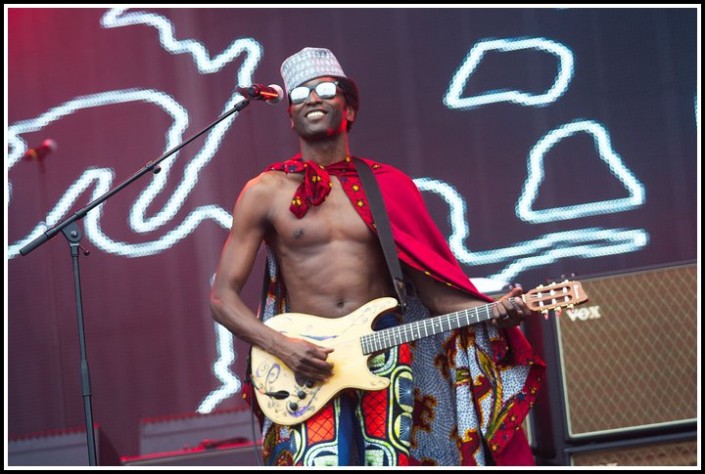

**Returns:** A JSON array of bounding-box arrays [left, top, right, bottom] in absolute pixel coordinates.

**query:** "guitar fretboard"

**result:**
[[360, 303, 496, 354]]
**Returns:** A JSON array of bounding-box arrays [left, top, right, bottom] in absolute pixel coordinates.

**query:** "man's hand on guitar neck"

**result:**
[[494, 286, 534, 329], [276, 337, 335, 383]]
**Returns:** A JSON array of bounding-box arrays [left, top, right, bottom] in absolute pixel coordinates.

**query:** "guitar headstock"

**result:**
[[524, 280, 589, 315]]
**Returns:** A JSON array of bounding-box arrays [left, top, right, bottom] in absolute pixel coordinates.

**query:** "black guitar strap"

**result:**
[[353, 158, 408, 313]]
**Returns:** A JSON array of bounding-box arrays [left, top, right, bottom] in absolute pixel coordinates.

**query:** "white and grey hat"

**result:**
[[280, 47, 348, 93]]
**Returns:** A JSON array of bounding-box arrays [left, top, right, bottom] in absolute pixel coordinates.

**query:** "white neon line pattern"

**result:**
[[101, 8, 262, 83], [197, 322, 240, 414], [516, 119, 646, 223], [444, 37, 574, 110], [415, 178, 648, 283]]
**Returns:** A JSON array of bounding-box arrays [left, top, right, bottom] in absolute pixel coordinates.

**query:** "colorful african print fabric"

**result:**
[[261, 343, 413, 466]]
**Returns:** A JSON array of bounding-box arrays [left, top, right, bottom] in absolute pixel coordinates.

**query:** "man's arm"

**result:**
[[405, 265, 532, 328], [209, 173, 333, 382]]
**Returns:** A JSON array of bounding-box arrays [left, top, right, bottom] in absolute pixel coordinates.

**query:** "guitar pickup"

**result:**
[[265, 390, 289, 400]]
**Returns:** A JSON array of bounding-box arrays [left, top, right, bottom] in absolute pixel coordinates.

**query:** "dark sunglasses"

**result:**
[[289, 81, 339, 104]]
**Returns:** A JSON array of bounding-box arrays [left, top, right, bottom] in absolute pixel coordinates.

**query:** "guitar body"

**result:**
[[250, 297, 399, 426]]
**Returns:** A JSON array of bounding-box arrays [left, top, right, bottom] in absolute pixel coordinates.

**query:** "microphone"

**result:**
[[23, 138, 58, 161], [239, 83, 284, 104]]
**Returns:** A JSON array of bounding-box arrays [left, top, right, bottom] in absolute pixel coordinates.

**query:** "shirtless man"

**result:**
[[210, 47, 541, 466]]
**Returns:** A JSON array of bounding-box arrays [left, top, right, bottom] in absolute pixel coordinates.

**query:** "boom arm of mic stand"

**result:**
[[19, 97, 252, 256]]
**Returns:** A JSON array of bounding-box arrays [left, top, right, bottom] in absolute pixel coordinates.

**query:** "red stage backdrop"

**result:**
[[6, 7, 697, 462]]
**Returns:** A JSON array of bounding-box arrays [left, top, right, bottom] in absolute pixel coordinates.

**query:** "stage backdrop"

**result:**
[[7, 7, 698, 462]]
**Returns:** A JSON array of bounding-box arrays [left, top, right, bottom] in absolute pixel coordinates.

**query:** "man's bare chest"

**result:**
[[272, 178, 372, 248]]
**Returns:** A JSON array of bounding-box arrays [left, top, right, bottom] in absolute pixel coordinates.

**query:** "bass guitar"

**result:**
[[251, 279, 588, 425]]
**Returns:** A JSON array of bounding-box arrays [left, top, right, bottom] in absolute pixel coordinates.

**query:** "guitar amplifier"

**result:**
[[137, 407, 256, 455], [566, 431, 697, 466], [121, 441, 262, 466], [7, 424, 115, 466], [524, 263, 697, 463]]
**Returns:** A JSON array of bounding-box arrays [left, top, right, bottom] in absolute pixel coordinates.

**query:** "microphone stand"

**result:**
[[19, 96, 254, 465]]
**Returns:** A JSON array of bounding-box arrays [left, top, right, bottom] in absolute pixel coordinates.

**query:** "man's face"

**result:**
[[288, 76, 355, 140]]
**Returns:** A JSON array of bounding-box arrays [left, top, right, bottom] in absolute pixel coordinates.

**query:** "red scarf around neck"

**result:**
[[264, 153, 375, 229]]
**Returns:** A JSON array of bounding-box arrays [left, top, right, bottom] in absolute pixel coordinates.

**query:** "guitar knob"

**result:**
[[305, 380, 315, 388], [288, 401, 299, 412], [297, 390, 307, 399]]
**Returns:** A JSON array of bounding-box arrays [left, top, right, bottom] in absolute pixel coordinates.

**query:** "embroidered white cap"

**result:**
[[280, 47, 348, 93]]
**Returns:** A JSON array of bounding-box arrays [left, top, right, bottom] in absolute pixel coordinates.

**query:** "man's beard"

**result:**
[[294, 110, 345, 141]]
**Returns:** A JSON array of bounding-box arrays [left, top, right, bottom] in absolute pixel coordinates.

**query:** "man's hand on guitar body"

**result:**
[[276, 337, 335, 383]]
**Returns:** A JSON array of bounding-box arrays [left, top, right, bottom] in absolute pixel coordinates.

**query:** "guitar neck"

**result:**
[[360, 302, 496, 354]]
